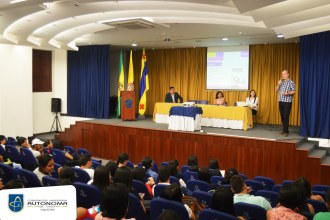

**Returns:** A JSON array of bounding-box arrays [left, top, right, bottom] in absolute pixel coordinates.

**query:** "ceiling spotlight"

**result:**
[[222, 37, 228, 41], [277, 34, 284, 38], [131, 43, 137, 47], [42, 0, 52, 9], [10, 0, 27, 4]]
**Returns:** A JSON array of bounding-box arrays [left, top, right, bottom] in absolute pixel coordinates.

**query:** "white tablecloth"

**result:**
[[168, 114, 202, 132]]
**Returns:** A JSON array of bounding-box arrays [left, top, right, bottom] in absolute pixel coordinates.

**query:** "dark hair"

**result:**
[[169, 86, 174, 90], [209, 159, 219, 169], [132, 167, 146, 182], [326, 188, 330, 204], [169, 159, 179, 167], [93, 165, 110, 193], [189, 165, 199, 172], [105, 160, 118, 178], [100, 183, 129, 219], [79, 154, 91, 166], [16, 136, 27, 146], [0, 135, 6, 142], [230, 175, 244, 194], [215, 91, 224, 99], [37, 154, 53, 168], [158, 165, 170, 183], [3, 179, 24, 189], [212, 186, 235, 215], [142, 157, 153, 170], [296, 177, 311, 198], [168, 161, 178, 177], [279, 183, 305, 211], [160, 184, 182, 203], [249, 89, 257, 98], [222, 168, 238, 184], [57, 179, 73, 186], [52, 139, 64, 150], [117, 153, 129, 165], [157, 209, 181, 220], [58, 166, 74, 182], [187, 155, 198, 166], [198, 167, 211, 183], [43, 140, 52, 148], [113, 166, 133, 189]]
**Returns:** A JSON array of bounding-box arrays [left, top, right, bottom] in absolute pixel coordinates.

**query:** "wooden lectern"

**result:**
[[121, 91, 136, 121]]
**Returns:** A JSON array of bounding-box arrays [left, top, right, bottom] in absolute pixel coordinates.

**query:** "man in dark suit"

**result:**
[[165, 86, 183, 103]]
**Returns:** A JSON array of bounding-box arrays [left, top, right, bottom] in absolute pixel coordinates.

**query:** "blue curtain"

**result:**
[[299, 31, 330, 138], [67, 45, 110, 118]]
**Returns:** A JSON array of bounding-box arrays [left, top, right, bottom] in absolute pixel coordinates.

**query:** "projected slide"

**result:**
[[207, 46, 249, 90]]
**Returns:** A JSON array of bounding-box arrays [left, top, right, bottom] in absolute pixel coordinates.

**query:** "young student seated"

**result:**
[[314, 188, 330, 220]]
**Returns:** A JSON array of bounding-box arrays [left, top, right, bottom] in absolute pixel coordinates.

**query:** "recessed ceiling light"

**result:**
[[238, 32, 242, 34], [277, 34, 284, 38], [222, 37, 228, 41], [131, 43, 137, 47], [10, 0, 27, 4]]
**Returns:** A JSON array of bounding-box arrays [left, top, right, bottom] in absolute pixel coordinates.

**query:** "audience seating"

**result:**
[[77, 148, 90, 155], [72, 167, 91, 183], [5, 145, 21, 163], [183, 171, 198, 183], [64, 146, 75, 154], [91, 160, 101, 169], [18, 168, 42, 188], [196, 100, 209, 104], [181, 165, 190, 174], [312, 184, 330, 192], [210, 176, 223, 187], [132, 180, 150, 197], [245, 180, 264, 195], [126, 160, 134, 169], [126, 193, 148, 220], [281, 180, 294, 185], [51, 163, 61, 179], [19, 148, 38, 170], [169, 176, 180, 185], [306, 198, 328, 213], [302, 211, 314, 220], [199, 209, 236, 220], [255, 190, 279, 208], [312, 190, 327, 201], [254, 176, 275, 191], [0, 163, 18, 184], [272, 184, 282, 193], [7, 137, 17, 146], [73, 182, 101, 208], [234, 202, 266, 220], [192, 191, 212, 208], [52, 148, 68, 165], [186, 180, 211, 192], [160, 162, 169, 167], [150, 197, 189, 220], [0, 145, 7, 158], [239, 173, 248, 179], [153, 184, 168, 197], [42, 176, 57, 186]]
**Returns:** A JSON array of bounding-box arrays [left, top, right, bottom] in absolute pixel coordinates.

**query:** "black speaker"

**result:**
[[51, 98, 61, 113]]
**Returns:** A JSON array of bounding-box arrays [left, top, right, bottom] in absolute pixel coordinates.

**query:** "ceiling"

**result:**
[[0, 0, 329, 50]]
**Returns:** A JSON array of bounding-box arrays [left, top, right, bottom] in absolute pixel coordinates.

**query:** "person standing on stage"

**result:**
[[165, 86, 183, 103], [275, 70, 296, 137]]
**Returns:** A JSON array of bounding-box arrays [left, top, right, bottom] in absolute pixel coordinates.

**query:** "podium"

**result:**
[[121, 91, 136, 121]]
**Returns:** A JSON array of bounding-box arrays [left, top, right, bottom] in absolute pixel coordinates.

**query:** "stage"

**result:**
[[56, 117, 330, 185]]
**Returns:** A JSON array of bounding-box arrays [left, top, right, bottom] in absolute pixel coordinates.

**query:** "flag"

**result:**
[[117, 51, 124, 118], [127, 50, 134, 91], [138, 48, 149, 115]]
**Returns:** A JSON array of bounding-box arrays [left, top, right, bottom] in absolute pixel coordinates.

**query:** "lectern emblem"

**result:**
[[125, 99, 132, 108]]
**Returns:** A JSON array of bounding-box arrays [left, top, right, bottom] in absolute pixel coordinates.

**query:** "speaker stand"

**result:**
[[50, 112, 62, 133]]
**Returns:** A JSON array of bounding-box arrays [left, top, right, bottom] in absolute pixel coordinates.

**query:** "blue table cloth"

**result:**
[[169, 106, 203, 119]]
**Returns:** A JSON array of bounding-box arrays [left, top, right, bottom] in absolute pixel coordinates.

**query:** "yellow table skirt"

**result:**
[[153, 102, 253, 130]]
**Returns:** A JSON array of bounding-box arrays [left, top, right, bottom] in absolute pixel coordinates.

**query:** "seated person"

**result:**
[[30, 138, 44, 158], [221, 168, 239, 185], [91, 165, 111, 192], [94, 183, 134, 220], [165, 86, 183, 103], [142, 157, 158, 183], [57, 166, 74, 186], [296, 177, 324, 202], [0, 135, 10, 163], [314, 188, 330, 220], [152, 165, 171, 196], [168, 159, 183, 179], [76, 154, 94, 180], [267, 183, 307, 220], [160, 184, 196, 220], [44, 140, 74, 160], [16, 136, 29, 152], [294, 181, 315, 214], [246, 89, 258, 116], [231, 175, 272, 210], [33, 154, 54, 185], [209, 159, 222, 177], [198, 166, 217, 190], [214, 91, 225, 105], [132, 166, 155, 197], [105, 160, 118, 181], [117, 153, 129, 168]]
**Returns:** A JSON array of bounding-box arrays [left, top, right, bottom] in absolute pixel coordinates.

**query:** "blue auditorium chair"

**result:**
[[18, 168, 42, 188], [245, 180, 264, 195], [234, 202, 266, 220], [126, 193, 147, 220], [169, 176, 180, 185], [132, 180, 150, 197], [186, 180, 211, 192], [51, 163, 61, 179], [7, 137, 17, 146], [64, 146, 75, 154], [153, 184, 169, 197], [51, 148, 68, 165], [181, 165, 190, 174], [199, 209, 236, 220], [91, 160, 101, 169], [196, 100, 209, 104], [77, 148, 90, 155], [312, 190, 327, 201], [160, 162, 169, 167], [19, 148, 38, 170], [72, 167, 91, 183], [312, 184, 330, 192], [187, 100, 198, 104], [306, 198, 328, 213], [42, 176, 57, 186], [255, 190, 279, 207], [0, 145, 7, 158], [126, 160, 134, 169], [183, 170, 198, 183], [5, 145, 21, 163], [0, 163, 18, 184], [281, 180, 294, 185], [254, 176, 275, 191], [73, 182, 101, 208], [150, 197, 189, 220], [272, 184, 283, 193], [210, 176, 223, 187], [239, 173, 248, 179], [192, 191, 212, 208]]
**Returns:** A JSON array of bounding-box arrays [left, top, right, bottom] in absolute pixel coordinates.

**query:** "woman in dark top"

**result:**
[[209, 159, 222, 177], [92, 165, 110, 193], [221, 168, 238, 185]]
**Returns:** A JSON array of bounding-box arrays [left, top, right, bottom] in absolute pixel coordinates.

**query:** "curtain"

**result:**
[[67, 45, 110, 118], [299, 31, 330, 138], [131, 45, 300, 126]]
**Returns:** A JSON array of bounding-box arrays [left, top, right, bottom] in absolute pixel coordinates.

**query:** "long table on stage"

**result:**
[[153, 102, 253, 130]]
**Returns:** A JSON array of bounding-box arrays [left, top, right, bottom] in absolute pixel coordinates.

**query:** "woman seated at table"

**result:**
[[214, 91, 225, 105], [246, 89, 258, 116]]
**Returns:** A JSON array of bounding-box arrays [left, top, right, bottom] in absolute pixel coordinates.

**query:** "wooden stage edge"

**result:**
[[57, 120, 330, 185]]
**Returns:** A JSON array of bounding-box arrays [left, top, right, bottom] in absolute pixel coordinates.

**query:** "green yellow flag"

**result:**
[[127, 50, 134, 91], [117, 51, 124, 118]]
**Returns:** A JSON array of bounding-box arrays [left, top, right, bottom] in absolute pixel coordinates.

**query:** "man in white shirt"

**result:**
[[231, 175, 272, 210], [76, 154, 94, 179]]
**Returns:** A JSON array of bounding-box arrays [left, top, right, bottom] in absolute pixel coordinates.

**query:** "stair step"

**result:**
[[309, 149, 327, 159], [321, 156, 330, 165], [297, 142, 315, 152]]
